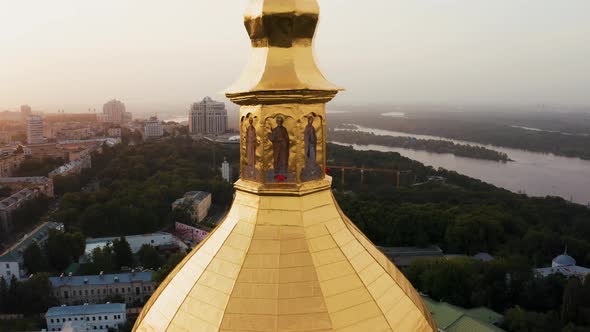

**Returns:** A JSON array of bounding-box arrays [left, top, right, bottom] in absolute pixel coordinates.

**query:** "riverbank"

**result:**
[[329, 125, 590, 205], [330, 128, 511, 162]]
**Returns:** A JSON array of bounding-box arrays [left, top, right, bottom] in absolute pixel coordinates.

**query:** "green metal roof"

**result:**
[[422, 296, 505, 332], [446, 316, 505, 332], [467, 307, 504, 325], [422, 297, 465, 329]]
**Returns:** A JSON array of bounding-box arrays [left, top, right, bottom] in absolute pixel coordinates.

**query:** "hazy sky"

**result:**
[[1, 0, 589, 113]]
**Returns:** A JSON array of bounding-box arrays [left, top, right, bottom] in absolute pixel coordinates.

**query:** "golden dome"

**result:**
[[134, 0, 436, 331], [134, 184, 435, 331]]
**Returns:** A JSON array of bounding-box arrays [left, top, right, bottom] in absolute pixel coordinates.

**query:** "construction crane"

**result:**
[[327, 165, 412, 190]]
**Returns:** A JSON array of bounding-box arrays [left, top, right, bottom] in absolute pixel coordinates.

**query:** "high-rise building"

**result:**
[[102, 99, 127, 124], [134, 1, 436, 331], [20, 105, 32, 120], [189, 97, 228, 136], [27, 115, 44, 144], [221, 158, 231, 183], [143, 116, 163, 139]]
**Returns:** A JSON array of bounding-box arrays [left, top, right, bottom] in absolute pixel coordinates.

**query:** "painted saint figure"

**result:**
[[301, 115, 322, 181], [245, 118, 257, 166], [269, 117, 289, 176], [304, 117, 317, 165]]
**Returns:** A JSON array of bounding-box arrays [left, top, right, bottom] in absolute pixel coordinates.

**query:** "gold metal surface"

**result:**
[[226, 0, 342, 104], [134, 0, 436, 330], [135, 185, 436, 331]]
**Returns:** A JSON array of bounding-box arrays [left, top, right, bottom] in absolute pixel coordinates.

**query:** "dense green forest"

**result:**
[[51, 137, 236, 237], [330, 112, 590, 160], [329, 128, 511, 161]]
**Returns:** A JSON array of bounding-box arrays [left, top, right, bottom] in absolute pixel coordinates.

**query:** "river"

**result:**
[[333, 126, 590, 205]]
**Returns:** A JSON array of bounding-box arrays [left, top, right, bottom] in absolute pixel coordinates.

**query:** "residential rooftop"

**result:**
[[49, 271, 153, 287], [46, 303, 126, 317], [0, 222, 62, 262], [0, 188, 34, 210], [0, 176, 50, 184], [85, 232, 172, 245]]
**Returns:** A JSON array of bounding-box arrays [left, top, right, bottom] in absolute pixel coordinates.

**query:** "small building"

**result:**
[[0, 176, 54, 197], [57, 127, 92, 141], [378, 246, 445, 269], [535, 249, 590, 280], [171, 191, 212, 223], [0, 187, 38, 233], [49, 155, 91, 179], [0, 222, 63, 279], [84, 232, 182, 256], [0, 151, 25, 177], [25, 142, 67, 160], [107, 127, 122, 138], [174, 222, 212, 244], [473, 252, 494, 262], [49, 272, 157, 306], [46, 303, 126, 332]]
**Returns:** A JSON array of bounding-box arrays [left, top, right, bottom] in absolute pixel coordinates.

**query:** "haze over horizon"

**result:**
[[1, 0, 589, 114]]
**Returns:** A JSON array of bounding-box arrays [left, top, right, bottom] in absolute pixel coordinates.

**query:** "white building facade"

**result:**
[[46, 303, 126, 332], [143, 117, 163, 139], [0, 261, 19, 281], [189, 97, 228, 135], [84, 232, 177, 256], [49, 272, 157, 306], [27, 115, 44, 144], [535, 250, 590, 279], [221, 159, 231, 183]]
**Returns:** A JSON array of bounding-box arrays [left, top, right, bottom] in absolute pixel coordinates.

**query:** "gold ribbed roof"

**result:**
[[134, 186, 435, 331], [134, 0, 436, 330]]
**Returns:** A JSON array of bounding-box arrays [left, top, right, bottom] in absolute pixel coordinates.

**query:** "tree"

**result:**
[[53, 174, 82, 196], [562, 277, 583, 324], [0, 277, 7, 312], [155, 253, 186, 282], [6, 275, 19, 314], [504, 306, 561, 332], [46, 230, 85, 271], [23, 242, 48, 273], [112, 237, 133, 269], [138, 244, 162, 270], [90, 246, 116, 274], [168, 208, 193, 226], [18, 274, 57, 314]]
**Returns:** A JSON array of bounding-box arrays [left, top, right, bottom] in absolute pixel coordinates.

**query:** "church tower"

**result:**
[[134, 1, 436, 331]]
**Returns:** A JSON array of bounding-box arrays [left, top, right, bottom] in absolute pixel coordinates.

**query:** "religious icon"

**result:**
[[304, 116, 317, 166], [301, 115, 323, 181], [243, 117, 259, 180], [269, 116, 290, 177], [246, 118, 256, 166]]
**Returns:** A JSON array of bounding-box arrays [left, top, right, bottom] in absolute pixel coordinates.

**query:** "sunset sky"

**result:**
[[1, 0, 589, 113]]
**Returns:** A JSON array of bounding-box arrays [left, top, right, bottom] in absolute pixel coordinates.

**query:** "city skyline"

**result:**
[[1, 0, 590, 112]]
